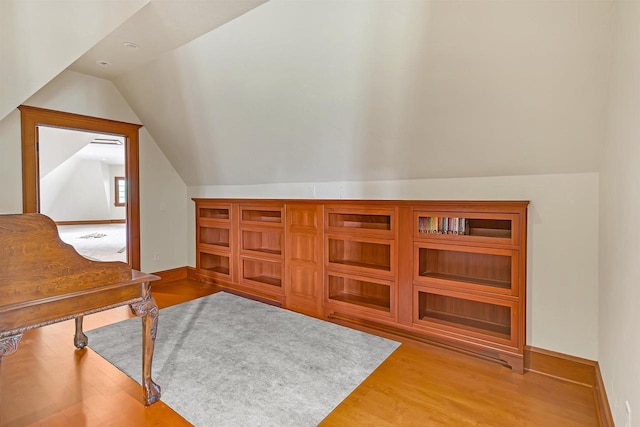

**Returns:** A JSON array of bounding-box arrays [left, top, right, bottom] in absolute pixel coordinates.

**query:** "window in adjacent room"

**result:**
[[115, 176, 126, 206]]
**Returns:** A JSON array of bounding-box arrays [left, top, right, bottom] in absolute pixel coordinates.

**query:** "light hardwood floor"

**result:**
[[0, 280, 598, 426]]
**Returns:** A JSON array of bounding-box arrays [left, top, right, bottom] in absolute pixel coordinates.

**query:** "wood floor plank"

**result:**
[[1, 280, 598, 426], [320, 343, 598, 426]]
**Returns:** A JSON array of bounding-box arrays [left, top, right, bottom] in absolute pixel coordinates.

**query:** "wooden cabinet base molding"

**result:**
[[194, 199, 528, 372], [328, 312, 521, 371]]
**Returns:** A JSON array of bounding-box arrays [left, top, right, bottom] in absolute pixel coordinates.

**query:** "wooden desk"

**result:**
[[0, 214, 161, 405]]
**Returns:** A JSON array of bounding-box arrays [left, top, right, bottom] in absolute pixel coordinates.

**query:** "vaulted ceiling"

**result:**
[[8, 0, 616, 187]]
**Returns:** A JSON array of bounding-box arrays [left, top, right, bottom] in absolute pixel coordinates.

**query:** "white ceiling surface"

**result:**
[[111, 0, 613, 187], [38, 126, 124, 179], [69, 0, 269, 80]]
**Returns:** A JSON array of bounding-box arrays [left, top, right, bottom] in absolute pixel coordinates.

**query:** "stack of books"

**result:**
[[418, 216, 469, 235]]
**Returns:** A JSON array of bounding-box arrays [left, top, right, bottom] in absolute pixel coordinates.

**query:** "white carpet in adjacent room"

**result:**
[[56, 223, 127, 262]]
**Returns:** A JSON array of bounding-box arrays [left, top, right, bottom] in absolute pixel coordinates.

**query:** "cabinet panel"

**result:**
[[290, 267, 319, 299], [288, 207, 318, 228], [289, 233, 317, 264], [285, 203, 323, 317]]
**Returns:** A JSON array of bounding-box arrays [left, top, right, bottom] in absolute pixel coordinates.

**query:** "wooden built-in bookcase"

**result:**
[[193, 199, 528, 372]]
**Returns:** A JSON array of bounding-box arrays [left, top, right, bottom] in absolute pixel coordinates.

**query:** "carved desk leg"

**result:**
[[0, 334, 23, 372], [74, 316, 88, 349], [0, 334, 21, 426], [130, 284, 161, 406]]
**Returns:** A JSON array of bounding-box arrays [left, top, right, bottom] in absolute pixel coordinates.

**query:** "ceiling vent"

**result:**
[[91, 137, 123, 145]]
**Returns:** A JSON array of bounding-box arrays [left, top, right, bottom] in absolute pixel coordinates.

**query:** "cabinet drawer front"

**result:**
[[413, 286, 520, 349], [413, 243, 519, 297], [325, 207, 395, 237], [414, 211, 520, 247], [325, 271, 394, 319]]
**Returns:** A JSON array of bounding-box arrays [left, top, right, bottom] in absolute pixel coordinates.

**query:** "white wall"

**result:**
[[0, 0, 148, 120], [139, 128, 189, 272], [0, 110, 22, 213], [41, 158, 112, 222], [0, 70, 188, 272], [599, 1, 640, 425], [188, 172, 599, 360]]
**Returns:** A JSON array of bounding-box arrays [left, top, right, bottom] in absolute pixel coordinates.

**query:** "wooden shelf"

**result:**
[[420, 272, 511, 290], [416, 246, 514, 292], [416, 290, 513, 343], [327, 273, 391, 312], [325, 207, 395, 239], [329, 292, 390, 312], [468, 227, 511, 239], [419, 310, 511, 341], [327, 238, 391, 272], [329, 259, 390, 271], [199, 226, 230, 247], [328, 213, 391, 231], [241, 209, 282, 224], [243, 275, 282, 287], [241, 258, 283, 288], [199, 207, 230, 220], [199, 252, 230, 276], [242, 229, 282, 256], [467, 219, 511, 238], [201, 265, 231, 275]]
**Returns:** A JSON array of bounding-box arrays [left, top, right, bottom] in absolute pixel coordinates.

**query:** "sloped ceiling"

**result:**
[[38, 127, 124, 177], [0, 0, 148, 120], [69, 0, 269, 80], [113, 0, 614, 186]]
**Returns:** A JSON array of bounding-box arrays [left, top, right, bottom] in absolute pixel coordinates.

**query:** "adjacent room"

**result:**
[[38, 126, 128, 262], [0, 0, 638, 426]]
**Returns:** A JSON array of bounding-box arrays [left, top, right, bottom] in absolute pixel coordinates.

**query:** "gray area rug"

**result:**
[[86, 292, 400, 426]]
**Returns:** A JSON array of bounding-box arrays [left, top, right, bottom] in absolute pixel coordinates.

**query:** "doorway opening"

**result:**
[[19, 105, 142, 269], [38, 126, 127, 262]]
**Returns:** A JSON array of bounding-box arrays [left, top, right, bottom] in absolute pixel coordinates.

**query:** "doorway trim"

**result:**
[[19, 105, 143, 270]]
